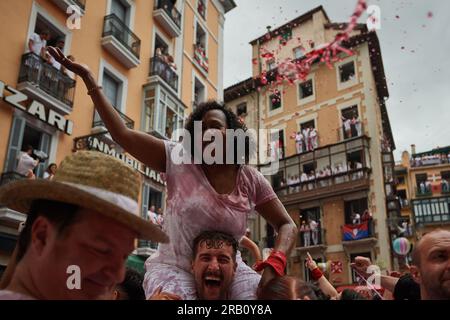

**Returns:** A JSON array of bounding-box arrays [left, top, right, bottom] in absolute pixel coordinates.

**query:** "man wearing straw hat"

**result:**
[[0, 151, 168, 300]]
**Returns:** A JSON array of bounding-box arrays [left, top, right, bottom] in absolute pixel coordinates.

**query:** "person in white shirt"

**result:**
[[309, 219, 319, 245], [425, 180, 432, 193], [28, 30, 50, 58], [302, 127, 310, 152], [342, 117, 352, 139], [16, 145, 39, 179], [43, 163, 57, 180], [352, 212, 361, 225], [309, 127, 318, 150], [147, 205, 158, 224], [299, 221, 311, 247], [295, 131, 304, 154], [300, 172, 308, 191], [308, 171, 315, 190]]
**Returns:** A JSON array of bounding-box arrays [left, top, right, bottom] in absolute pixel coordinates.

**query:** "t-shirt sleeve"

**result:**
[[30, 33, 38, 42], [252, 169, 278, 207]]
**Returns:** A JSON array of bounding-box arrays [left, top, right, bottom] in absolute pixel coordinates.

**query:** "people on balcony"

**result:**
[[294, 131, 304, 154], [16, 145, 39, 179], [425, 180, 432, 193], [411, 152, 450, 167], [300, 220, 311, 247], [310, 127, 318, 149], [342, 116, 352, 139], [309, 219, 319, 246], [28, 29, 49, 58], [442, 179, 449, 193], [351, 212, 361, 225], [352, 115, 362, 137]]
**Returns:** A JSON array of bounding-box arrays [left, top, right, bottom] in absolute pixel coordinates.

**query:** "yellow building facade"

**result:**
[[225, 6, 397, 286], [0, 0, 235, 275], [394, 145, 450, 263]]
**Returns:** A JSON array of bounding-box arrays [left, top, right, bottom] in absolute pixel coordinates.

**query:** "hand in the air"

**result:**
[[47, 46, 91, 78], [305, 252, 318, 271]]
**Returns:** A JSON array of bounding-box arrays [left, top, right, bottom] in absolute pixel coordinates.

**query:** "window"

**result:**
[[267, 59, 277, 70], [302, 162, 315, 175], [397, 175, 405, 185], [279, 28, 292, 45], [144, 88, 156, 132], [350, 252, 371, 283], [33, 14, 66, 50], [5, 117, 52, 179], [237, 103, 247, 117], [341, 105, 361, 139], [111, 0, 128, 23], [299, 79, 314, 99], [339, 61, 356, 83], [442, 171, 450, 193], [103, 72, 120, 107], [269, 91, 282, 111], [300, 120, 315, 131], [269, 129, 285, 160], [154, 34, 169, 56], [158, 89, 184, 139], [194, 77, 206, 109], [344, 198, 368, 224], [194, 22, 208, 72], [293, 46, 305, 59]]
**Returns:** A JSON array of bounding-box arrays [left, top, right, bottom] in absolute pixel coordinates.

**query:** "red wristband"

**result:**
[[253, 251, 287, 276], [311, 267, 323, 280]]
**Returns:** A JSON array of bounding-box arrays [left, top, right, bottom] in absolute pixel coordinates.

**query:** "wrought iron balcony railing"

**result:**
[[155, 0, 181, 28], [102, 14, 141, 59], [149, 56, 179, 92], [18, 53, 76, 107], [92, 108, 135, 130]]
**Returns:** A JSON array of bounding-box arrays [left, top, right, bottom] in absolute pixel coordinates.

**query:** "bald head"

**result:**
[[410, 229, 450, 300], [411, 229, 450, 267]]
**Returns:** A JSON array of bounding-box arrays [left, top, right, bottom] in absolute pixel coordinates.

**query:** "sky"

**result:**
[[223, 0, 450, 161]]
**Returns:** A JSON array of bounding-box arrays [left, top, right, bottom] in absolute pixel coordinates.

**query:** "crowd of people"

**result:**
[[279, 160, 365, 193], [291, 127, 319, 154], [28, 29, 76, 80], [411, 152, 450, 167], [154, 47, 177, 85], [0, 46, 448, 302], [342, 114, 362, 139]]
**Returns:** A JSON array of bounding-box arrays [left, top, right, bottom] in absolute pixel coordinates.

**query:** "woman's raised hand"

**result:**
[[47, 46, 91, 79]]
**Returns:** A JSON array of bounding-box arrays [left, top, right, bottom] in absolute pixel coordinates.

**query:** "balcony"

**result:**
[[101, 14, 141, 69], [51, 0, 86, 15], [17, 53, 76, 115], [276, 168, 371, 206], [153, 0, 182, 38], [342, 221, 377, 249], [416, 187, 432, 198], [148, 56, 179, 93], [92, 108, 135, 134], [193, 44, 209, 73], [136, 239, 158, 257], [296, 228, 326, 254], [413, 195, 450, 226], [339, 122, 364, 142]]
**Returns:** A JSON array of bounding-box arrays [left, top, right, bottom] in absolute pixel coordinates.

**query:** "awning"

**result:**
[[126, 254, 146, 274]]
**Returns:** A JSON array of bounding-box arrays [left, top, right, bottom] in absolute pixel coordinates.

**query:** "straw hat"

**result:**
[[0, 151, 169, 243]]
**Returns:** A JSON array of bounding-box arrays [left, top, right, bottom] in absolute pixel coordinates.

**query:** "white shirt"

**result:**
[[29, 33, 47, 56], [16, 152, 37, 176], [343, 119, 351, 130], [295, 133, 303, 143], [301, 173, 308, 182], [309, 220, 318, 230]]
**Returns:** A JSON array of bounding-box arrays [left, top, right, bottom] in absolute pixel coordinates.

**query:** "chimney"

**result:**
[[411, 144, 416, 155]]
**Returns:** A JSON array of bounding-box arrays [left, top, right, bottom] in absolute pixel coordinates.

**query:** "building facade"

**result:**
[[0, 0, 235, 277], [393, 144, 450, 267], [225, 6, 397, 285]]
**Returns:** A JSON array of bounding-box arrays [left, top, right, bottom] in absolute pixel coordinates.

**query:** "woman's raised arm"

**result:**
[[48, 47, 166, 172]]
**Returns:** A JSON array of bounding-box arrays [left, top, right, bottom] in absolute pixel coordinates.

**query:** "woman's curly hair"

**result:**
[[184, 100, 255, 164]]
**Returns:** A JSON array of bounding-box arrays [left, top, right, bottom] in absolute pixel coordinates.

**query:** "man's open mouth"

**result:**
[[204, 276, 222, 288]]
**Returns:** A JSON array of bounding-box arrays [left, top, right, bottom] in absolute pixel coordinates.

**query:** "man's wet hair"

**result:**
[[184, 100, 255, 164], [340, 288, 367, 300], [116, 268, 145, 300], [192, 230, 238, 262], [16, 200, 81, 261], [257, 276, 319, 300]]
